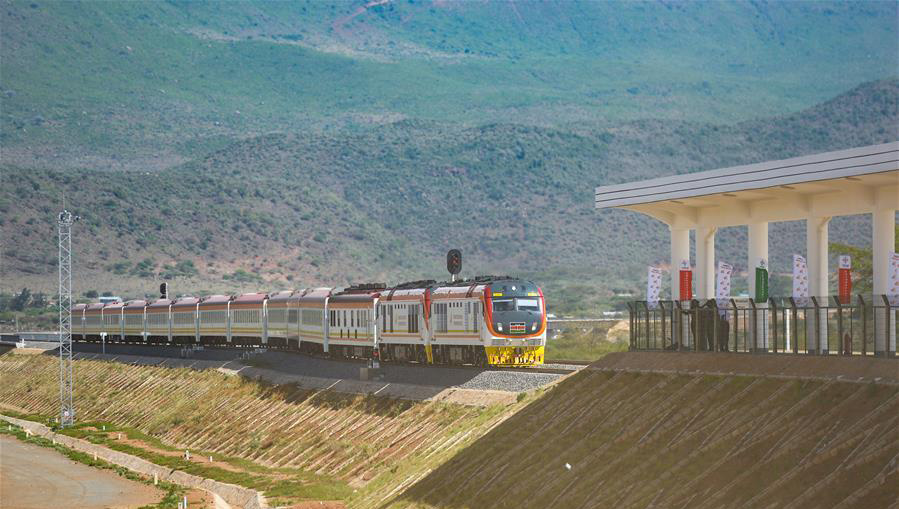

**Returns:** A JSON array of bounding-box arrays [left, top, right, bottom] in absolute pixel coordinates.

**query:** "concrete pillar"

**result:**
[[670, 227, 690, 300], [748, 222, 769, 299], [696, 227, 717, 300], [873, 207, 896, 356], [806, 216, 831, 354], [748, 222, 769, 350]]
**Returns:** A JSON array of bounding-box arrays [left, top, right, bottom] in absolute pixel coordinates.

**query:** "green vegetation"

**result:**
[[1, 1, 896, 309], [4, 79, 896, 307], [830, 224, 899, 296], [55, 422, 352, 504], [223, 269, 263, 284], [3, 1, 895, 164], [545, 326, 628, 362], [0, 288, 57, 331]]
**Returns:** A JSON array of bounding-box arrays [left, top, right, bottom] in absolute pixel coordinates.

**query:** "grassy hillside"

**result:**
[[2, 80, 896, 312], [1, 1, 897, 313], [392, 363, 899, 508], [2, 1, 896, 169]]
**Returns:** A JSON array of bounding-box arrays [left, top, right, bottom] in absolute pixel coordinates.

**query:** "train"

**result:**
[[71, 276, 546, 367]]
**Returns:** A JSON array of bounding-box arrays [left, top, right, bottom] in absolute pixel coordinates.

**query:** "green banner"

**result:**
[[755, 266, 769, 302]]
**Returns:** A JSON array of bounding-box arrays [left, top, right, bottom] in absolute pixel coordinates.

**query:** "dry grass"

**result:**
[[0, 352, 521, 506]]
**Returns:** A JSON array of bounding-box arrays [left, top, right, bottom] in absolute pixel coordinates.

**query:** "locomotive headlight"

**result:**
[[531, 323, 538, 331], [496, 323, 503, 332]]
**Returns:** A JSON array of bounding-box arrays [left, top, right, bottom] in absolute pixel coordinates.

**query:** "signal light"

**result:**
[[160, 282, 168, 300], [446, 249, 462, 275]]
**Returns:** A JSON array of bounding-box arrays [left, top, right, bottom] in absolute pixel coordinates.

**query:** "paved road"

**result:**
[[0, 435, 163, 509]]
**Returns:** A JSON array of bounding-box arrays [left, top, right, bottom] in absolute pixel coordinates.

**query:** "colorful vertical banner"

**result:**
[[838, 255, 852, 305], [716, 261, 733, 309], [647, 267, 663, 309], [889, 252, 899, 307], [754, 258, 769, 302], [792, 254, 809, 306], [679, 259, 692, 301]]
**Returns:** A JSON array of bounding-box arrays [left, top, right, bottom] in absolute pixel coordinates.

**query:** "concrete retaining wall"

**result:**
[[0, 415, 266, 509]]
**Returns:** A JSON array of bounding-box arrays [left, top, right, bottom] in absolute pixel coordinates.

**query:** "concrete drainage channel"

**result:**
[[1, 414, 266, 509]]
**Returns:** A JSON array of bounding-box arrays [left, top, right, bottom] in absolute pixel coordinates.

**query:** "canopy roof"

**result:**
[[595, 141, 898, 228]]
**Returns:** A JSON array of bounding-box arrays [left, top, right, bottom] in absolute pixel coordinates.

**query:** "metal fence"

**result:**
[[627, 295, 897, 357]]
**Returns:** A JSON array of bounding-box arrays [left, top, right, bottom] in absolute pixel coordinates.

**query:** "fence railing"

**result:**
[[627, 295, 897, 357]]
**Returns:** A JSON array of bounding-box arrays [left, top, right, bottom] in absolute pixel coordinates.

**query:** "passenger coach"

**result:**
[[73, 276, 546, 366]]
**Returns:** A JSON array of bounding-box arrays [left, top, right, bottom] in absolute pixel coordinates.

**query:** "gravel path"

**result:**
[[0, 435, 164, 509], [69, 343, 564, 393]]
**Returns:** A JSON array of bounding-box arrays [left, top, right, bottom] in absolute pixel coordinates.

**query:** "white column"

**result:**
[[873, 207, 896, 355], [748, 222, 769, 350], [670, 227, 692, 349], [696, 227, 717, 300], [670, 227, 690, 300], [806, 216, 831, 354]]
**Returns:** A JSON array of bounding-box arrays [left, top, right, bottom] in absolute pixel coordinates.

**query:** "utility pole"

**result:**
[[57, 209, 78, 427]]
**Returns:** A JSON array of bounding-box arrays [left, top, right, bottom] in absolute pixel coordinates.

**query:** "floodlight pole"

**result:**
[[57, 210, 77, 427]]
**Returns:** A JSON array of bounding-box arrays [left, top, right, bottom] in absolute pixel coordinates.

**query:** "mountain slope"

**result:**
[[2, 0, 896, 170], [2, 80, 896, 312]]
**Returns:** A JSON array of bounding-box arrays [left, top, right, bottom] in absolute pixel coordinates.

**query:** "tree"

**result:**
[[84, 290, 99, 299], [31, 292, 47, 308], [830, 224, 899, 296], [10, 288, 31, 311]]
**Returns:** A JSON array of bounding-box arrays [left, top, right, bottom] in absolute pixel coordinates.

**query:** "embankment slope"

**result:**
[[0, 352, 521, 507], [390, 353, 898, 508]]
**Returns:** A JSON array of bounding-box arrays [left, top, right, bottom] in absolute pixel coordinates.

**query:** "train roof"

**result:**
[[335, 283, 386, 295], [232, 293, 267, 304], [329, 293, 377, 304], [267, 290, 297, 303], [381, 287, 427, 301], [73, 303, 87, 311], [431, 285, 487, 299], [297, 288, 333, 301], [147, 298, 173, 309], [123, 300, 148, 310], [104, 301, 125, 310], [86, 303, 106, 311], [198, 294, 231, 307], [171, 296, 200, 309]]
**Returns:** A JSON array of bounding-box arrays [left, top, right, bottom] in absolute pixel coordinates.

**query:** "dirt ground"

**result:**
[[592, 351, 899, 382], [0, 435, 164, 509]]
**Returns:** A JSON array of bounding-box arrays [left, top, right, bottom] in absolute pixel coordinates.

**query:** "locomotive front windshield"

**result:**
[[493, 298, 542, 313]]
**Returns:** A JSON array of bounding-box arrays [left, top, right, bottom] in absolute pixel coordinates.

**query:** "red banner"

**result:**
[[838, 268, 851, 304], [679, 269, 693, 301], [838, 255, 851, 305]]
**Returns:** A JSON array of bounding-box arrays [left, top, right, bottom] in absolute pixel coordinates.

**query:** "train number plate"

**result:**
[[510, 322, 526, 333]]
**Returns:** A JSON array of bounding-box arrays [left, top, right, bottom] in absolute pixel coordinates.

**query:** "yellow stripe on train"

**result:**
[[485, 346, 545, 367]]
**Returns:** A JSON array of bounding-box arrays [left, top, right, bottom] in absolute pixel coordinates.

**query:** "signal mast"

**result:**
[[57, 209, 79, 427]]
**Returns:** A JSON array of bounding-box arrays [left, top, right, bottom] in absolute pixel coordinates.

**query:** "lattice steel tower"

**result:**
[[57, 209, 78, 427]]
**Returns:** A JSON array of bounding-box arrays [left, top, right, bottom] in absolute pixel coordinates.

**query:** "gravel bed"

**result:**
[[534, 363, 586, 371], [454, 371, 562, 392], [68, 343, 563, 393]]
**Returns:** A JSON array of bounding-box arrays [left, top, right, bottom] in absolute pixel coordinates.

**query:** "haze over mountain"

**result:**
[[1, 1, 897, 312]]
